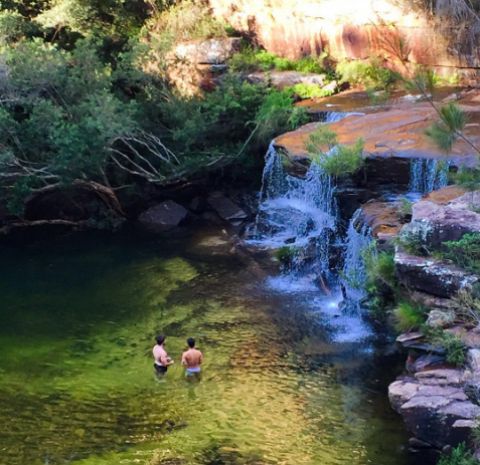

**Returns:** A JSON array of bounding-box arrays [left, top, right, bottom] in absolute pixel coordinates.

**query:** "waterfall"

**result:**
[[409, 158, 450, 194], [248, 144, 338, 285], [259, 142, 288, 201], [247, 138, 373, 342], [341, 209, 374, 310], [317, 111, 365, 124]]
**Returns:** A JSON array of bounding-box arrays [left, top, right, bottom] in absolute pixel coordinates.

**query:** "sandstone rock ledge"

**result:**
[[389, 346, 480, 449]]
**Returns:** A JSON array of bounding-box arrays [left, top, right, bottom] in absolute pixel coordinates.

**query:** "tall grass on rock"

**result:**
[[306, 126, 364, 178], [438, 443, 477, 465], [393, 301, 426, 332]]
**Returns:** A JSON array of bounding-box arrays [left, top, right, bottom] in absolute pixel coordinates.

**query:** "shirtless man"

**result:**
[[152, 335, 173, 376], [181, 337, 203, 377]]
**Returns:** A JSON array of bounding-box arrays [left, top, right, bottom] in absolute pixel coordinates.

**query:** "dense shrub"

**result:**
[[289, 83, 335, 99], [425, 328, 467, 366], [336, 58, 400, 90], [229, 47, 327, 74], [442, 233, 480, 274], [254, 88, 308, 143], [306, 127, 364, 178], [274, 246, 298, 267], [438, 443, 477, 465], [393, 301, 427, 332]]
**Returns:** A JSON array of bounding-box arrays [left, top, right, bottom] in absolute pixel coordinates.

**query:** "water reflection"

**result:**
[[0, 229, 414, 465]]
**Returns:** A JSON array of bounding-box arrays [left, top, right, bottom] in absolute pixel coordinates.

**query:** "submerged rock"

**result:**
[[207, 192, 248, 223], [138, 200, 189, 232]]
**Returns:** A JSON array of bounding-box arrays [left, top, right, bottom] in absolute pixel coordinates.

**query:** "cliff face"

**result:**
[[209, 0, 479, 75]]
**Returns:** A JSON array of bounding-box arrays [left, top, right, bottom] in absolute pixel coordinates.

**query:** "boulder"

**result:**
[[410, 354, 446, 373], [389, 379, 419, 411], [394, 250, 479, 298], [358, 200, 405, 239], [406, 192, 480, 250], [246, 71, 327, 89], [446, 326, 480, 349], [207, 192, 248, 222], [414, 368, 465, 387], [464, 376, 480, 405], [410, 291, 456, 311], [467, 348, 480, 372], [390, 374, 479, 447], [138, 200, 189, 233], [173, 37, 242, 64], [426, 310, 456, 329]]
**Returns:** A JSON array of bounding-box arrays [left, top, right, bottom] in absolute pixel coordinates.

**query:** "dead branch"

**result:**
[[0, 219, 91, 235]]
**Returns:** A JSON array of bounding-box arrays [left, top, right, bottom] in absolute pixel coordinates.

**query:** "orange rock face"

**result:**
[[360, 200, 404, 238], [209, 0, 479, 74], [274, 98, 480, 164]]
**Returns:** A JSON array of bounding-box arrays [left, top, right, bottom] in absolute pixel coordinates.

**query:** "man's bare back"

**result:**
[[181, 337, 203, 375]]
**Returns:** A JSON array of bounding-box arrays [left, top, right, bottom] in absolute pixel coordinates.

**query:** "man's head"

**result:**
[[187, 337, 195, 348], [156, 335, 166, 345]]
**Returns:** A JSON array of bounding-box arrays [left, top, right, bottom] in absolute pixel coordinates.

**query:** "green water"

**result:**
[[0, 228, 414, 465]]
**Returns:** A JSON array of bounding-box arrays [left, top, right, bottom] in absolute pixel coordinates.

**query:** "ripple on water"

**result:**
[[0, 231, 411, 465]]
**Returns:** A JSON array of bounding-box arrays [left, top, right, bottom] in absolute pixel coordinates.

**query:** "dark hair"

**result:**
[[156, 335, 165, 345], [187, 337, 195, 348]]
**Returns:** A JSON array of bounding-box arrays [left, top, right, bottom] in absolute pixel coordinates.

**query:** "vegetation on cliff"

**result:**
[[0, 0, 308, 227]]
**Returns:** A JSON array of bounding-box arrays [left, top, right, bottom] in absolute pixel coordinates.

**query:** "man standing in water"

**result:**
[[181, 337, 203, 378], [152, 335, 173, 376]]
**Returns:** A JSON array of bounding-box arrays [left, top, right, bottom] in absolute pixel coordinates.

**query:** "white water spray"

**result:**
[[341, 209, 374, 310]]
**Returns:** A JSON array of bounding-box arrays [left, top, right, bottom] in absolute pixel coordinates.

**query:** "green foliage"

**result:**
[[404, 67, 438, 95], [393, 301, 427, 332], [453, 167, 480, 191], [426, 102, 467, 153], [336, 58, 400, 91], [0, 10, 37, 43], [254, 88, 308, 143], [289, 83, 335, 99], [306, 127, 364, 178], [398, 197, 413, 219], [274, 246, 298, 266], [314, 141, 365, 178], [443, 334, 467, 366], [425, 328, 467, 366], [0, 40, 137, 181], [472, 423, 480, 449], [438, 443, 477, 465], [452, 288, 480, 326], [35, 0, 153, 38], [441, 233, 480, 274], [362, 243, 396, 293], [229, 47, 327, 74], [145, 0, 227, 58]]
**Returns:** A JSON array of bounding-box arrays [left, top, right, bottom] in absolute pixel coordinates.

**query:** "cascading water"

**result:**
[[246, 112, 373, 342], [341, 209, 375, 310], [248, 143, 338, 288], [316, 111, 366, 124], [409, 158, 450, 194]]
